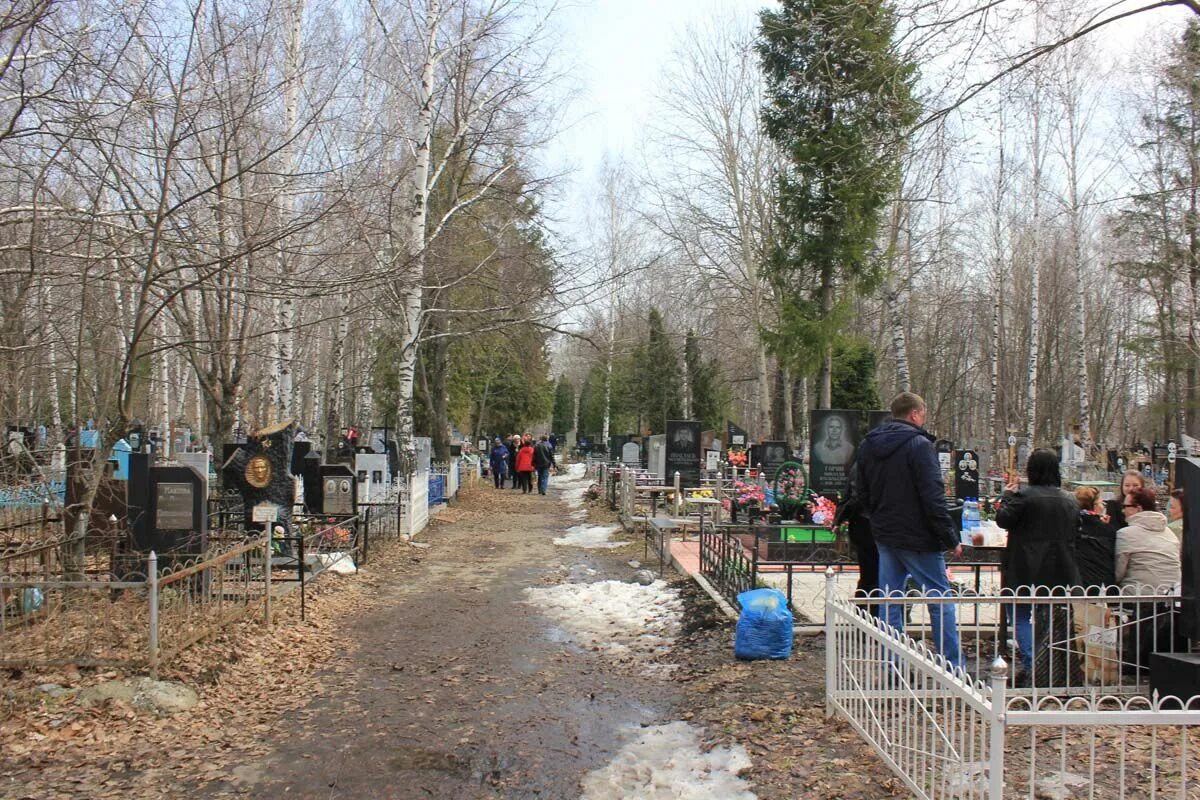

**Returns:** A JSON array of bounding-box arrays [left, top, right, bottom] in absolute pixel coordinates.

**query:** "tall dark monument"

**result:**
[[1178, 457, 1200, 640], [222, 419, 297, 539]]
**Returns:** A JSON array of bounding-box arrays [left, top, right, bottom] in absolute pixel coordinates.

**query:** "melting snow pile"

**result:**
[[554, 524, 623, 549], [524, 579, 681, 658], [557, 463, 591, 511], [580, 721, 757, 800]]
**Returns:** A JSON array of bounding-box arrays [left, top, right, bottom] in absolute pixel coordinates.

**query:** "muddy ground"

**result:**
[[1, 474, 901, 799]]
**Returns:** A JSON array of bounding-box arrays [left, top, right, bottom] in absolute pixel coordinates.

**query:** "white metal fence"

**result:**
[[825, 572, 1200, 799]]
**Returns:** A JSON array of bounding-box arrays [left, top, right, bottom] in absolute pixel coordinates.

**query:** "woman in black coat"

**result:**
[[1073, 485, 1117, 589], [995, 449, 1081, 678]]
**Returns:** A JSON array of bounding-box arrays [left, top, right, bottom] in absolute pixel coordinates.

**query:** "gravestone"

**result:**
[[413, 436, 433, 474], [291, 440, 311, 476], [141, 464, 207, 555], [809, 411, 859, 496], [934, 439, 955, 474], [621, 441, 641, 467], [111, 439, 132, 481], [666, 420, 701, 487], [705, 449, 720, 472], [301, 450, 323, 512], [647, 434, 667, 482], [726, 421, 748, 450], [221, 420, 297, 540], [355, 452, 389, 503], [610, 434, 631, 462], [176, 452, 211, 500], [750, 441, 789, 477], [953, 449, 980, 500], [320, 465, 356, 517], [1178, 457, 1200, 640]]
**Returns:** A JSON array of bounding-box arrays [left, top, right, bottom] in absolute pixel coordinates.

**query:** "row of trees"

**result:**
[[561, 0, 1200, 460], [0, 0, 566, 463]]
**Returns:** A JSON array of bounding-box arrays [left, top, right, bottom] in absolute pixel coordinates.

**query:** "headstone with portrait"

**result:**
[[953, 449, 980, 500], [809, 410, 860, 496], [221, 419, 297, 542], [665, 420, 701, 487], [320, 464, 357, 517], [750, 441, 789, 476]]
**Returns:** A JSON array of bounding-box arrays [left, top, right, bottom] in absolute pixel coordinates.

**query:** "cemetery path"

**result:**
[[1, 472, 903, 800], [202, 482, 680, 800]]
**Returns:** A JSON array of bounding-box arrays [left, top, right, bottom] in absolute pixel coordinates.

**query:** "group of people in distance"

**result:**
[[843, 391, 1185, 685], [488, 434, 558, 495]]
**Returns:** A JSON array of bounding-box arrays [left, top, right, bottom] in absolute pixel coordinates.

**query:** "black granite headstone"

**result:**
[[809, 411, 859, 495], [953, 449, 981, 500], [222, 420, 296, 538], [291, 440, 311, 476], [320, 464, 357, 517], [143, 464, 207, 554], [1178, 457, 1200, 640], [665, 420, 701, 487], [726, 421, 748, 450], [750, 441, 789, 477], [302, 450, 323, 513]]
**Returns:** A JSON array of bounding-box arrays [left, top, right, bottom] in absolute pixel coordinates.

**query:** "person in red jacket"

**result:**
[[515, 436, 536, 494]]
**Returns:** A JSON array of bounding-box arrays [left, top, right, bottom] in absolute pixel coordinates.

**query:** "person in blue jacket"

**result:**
[[488, 438, 509, 489], [856, 391, 964, 671]]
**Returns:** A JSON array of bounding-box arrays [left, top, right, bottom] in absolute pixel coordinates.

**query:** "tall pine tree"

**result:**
[[633, 309, 682, 434], [758, 0, 917, 407]]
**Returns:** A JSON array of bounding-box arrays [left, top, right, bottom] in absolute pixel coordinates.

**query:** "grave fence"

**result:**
[[0, 533, 271, 674], [826, 575, 1200, 799]]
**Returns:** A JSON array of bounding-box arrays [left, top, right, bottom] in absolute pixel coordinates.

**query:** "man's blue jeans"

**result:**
[[877, 543, 964, 671], [1006, 604, 1034, 673], [536, 467, 550, 494]]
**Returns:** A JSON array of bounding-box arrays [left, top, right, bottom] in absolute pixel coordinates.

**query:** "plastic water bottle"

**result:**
[[963, 498, 980, 538]]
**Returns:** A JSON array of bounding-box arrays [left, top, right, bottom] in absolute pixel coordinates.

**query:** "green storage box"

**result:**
[[781, 526, 836, 543]]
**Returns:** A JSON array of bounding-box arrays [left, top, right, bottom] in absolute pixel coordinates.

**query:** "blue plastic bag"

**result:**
[[734, 587, 793, 660]]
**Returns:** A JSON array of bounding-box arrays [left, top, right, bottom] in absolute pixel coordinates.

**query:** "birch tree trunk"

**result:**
[[601, 299, 615, 445], [41, 284, 61, 442], [989, 127, 1007, 452], [157, 316, 171, 459], [274, 0, 305, 420], [1024, 54, 1045, 453], [358, 318, 374, 433], [326, 293, 350, 456], [394, 0, 440, 469], [884, 280, 910, 392]]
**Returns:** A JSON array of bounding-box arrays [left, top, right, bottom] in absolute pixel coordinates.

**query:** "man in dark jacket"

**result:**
[[856, 392, 964, 671], [534, 435, 557, 495]]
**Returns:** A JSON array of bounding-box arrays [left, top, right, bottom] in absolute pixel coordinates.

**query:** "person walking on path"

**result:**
[[515, 437, 535, 494], [856, 391, 964, 672], [534, 434, 557, 495], [507, 433, 521, 489], [489, 438, 510, 489]]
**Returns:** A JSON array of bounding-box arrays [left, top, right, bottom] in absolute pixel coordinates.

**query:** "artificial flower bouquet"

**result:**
[[807, 494, 838, 528], [722, 479, 766, 512]]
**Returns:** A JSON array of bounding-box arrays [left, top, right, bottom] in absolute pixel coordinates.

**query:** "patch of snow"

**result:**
[[554, 524, 623, 549], [523, 579, 682, 658], [560, 484, 589, 510], [580, 721, 757, 800], [562, 462, 588, 481], [312, 552, 356, 574]]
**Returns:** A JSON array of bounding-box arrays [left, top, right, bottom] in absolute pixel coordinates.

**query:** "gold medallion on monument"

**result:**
[[245, 455, 272, 488]]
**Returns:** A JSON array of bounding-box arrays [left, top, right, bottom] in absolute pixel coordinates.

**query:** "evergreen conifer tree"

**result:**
[[758, 0, 917, 407]]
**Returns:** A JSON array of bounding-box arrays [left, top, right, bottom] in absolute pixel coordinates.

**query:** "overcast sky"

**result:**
[[537, 0, 1194, 248]]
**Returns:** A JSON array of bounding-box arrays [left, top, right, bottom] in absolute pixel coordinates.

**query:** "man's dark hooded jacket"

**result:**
[[855, 418, 956, 552]]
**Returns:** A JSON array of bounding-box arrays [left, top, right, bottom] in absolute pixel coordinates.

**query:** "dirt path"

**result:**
[[210, 483, 679, 800], [2, 472, 900, 800]]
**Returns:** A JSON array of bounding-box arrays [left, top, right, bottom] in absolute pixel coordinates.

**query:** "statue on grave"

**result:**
[[222, 419, 297, 552]]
